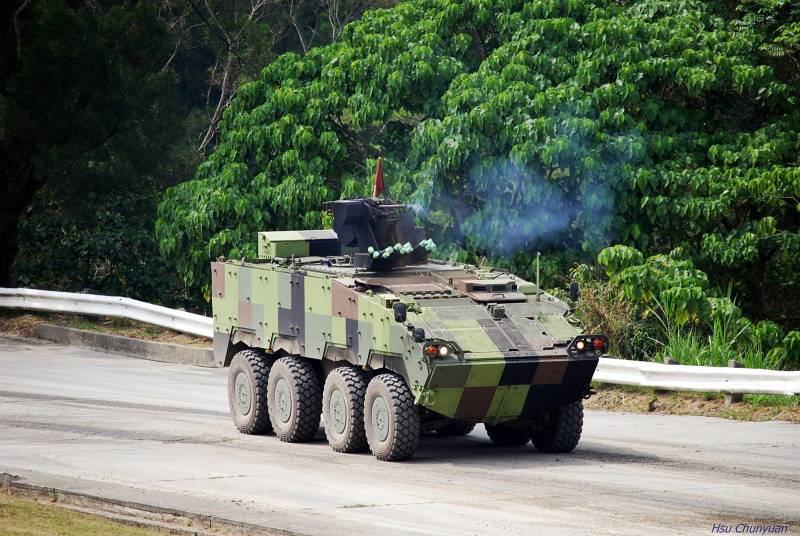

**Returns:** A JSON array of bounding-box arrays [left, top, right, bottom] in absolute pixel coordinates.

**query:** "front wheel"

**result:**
[[531, 401, 584, 453], [364, 374, 419, 461]]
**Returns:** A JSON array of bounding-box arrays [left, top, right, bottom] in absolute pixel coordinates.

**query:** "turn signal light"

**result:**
[[593, 337, 606, 351], [425, 345, 438, 357]]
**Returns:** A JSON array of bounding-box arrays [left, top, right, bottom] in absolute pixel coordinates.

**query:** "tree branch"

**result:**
[[13, 0, 33, 60]]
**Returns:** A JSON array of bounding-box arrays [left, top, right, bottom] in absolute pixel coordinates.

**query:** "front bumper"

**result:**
[[419, 353, 599, 424]]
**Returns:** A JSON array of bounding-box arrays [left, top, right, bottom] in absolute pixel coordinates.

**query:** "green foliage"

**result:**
[[158, 0, 490, 291], [585, 245, 800, 369], [12, 187, 194, 307], [158, 0, 800, 326], [1, 0, 187, 302], [3, 0, 388, 299]]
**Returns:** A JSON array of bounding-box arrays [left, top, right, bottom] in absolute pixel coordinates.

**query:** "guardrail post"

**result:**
[[724, 360, 743, 405], [655, 357, 679, 395]]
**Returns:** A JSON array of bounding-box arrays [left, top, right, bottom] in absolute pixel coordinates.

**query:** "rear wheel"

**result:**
[[436, 420, 476, 437], [531, 401, 584, 453], [364, 374, 419, 461], [322, 366, 368, 453], [227, 349, 273, 434], [485, 423, 531, 446], [267, 356, 322, 442]]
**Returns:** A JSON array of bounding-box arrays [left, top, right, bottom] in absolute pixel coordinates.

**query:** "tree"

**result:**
[[157, 0, 800, 330], [0, 1, 185, 295], [157, 0, 395, 156]]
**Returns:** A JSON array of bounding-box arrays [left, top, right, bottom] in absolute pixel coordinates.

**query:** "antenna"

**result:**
[[536, 251, 541, 302]]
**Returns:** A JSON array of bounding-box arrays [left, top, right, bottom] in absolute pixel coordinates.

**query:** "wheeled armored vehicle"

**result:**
[[211, 198, 605, 461]]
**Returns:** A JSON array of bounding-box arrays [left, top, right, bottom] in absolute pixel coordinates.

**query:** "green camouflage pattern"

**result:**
[[212, 244, 600, 425]]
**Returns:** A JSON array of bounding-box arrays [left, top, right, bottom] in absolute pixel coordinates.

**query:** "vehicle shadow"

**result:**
[[411, 431, 663, 468]]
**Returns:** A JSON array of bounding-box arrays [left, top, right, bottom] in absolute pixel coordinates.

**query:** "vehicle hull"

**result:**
[[422, 355, 597, 423]]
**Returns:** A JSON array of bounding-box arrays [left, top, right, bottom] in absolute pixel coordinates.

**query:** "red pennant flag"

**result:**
[[372, 156, 384, 197]]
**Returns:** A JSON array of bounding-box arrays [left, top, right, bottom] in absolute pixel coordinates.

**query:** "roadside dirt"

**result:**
[[587, 383, 800, 422], [0, 312, 210, 348]]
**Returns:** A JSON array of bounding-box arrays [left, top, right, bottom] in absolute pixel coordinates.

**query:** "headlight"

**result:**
[[575, 340, 586, 351], [424, 343, 454, 358]]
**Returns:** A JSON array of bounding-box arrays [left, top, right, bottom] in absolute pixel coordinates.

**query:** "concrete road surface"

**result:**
[[0, 336, 798, 535]]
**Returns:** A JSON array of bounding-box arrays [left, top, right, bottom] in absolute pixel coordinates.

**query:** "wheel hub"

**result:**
[[371, 396, 390, 442], [330, 389, 347, 434], [275, 378, 292, 423], [234, 372, 251, 416]]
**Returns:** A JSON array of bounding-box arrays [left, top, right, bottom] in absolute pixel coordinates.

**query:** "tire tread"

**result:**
[[269, 356, 322, 443], [229, 349, 273, 435], [367, 373, 419, 461], [323, 367, 368, 453], [531, 401, 584, 453], [485, 423, 530, 446]]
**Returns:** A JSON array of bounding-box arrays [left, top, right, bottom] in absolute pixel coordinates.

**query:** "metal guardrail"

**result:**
[[594, 358, 800, 396], [0, 288, 213, 338], [1, 288, 798, 394]]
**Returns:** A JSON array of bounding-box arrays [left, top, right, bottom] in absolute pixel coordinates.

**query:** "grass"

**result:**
[[0, 493, 163, 536], [645, 293, 778, 369]]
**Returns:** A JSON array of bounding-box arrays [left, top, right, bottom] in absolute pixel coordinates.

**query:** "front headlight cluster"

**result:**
[[424, 342, 453, 358], [571, 335, 607, 354]]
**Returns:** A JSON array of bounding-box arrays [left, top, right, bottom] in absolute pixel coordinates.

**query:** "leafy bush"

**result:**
[[580, 245, 800, 370], [12, 187, 198, 310], [157, 0, 800, 328]]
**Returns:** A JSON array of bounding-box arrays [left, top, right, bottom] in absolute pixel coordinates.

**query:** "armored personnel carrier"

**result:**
[[211, 198, 605, 461]]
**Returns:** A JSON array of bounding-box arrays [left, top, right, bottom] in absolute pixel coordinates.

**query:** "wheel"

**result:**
[[364, 374, 419, 461], [485, 423, 531, 446], [267, 356, 322, 442], [322, 366, 368, 453], [227, 349, 273, 434], [436, 420, 476, 436], [531, 401, 584, 453]]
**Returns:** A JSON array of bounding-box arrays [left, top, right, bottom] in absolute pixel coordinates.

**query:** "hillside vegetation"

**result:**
[[157, 0, 800, 367]]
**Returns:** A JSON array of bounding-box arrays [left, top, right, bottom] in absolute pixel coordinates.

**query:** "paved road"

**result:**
[[1, 337, 798, 535]]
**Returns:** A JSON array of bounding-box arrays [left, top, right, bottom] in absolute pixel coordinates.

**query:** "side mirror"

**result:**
[[569, 281, 581, 302], [411, 327, 426, 342], [393, 302, 407, 323]]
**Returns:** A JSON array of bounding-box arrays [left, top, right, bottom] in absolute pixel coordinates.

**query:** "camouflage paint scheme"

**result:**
[[212, 230, 600, 425]]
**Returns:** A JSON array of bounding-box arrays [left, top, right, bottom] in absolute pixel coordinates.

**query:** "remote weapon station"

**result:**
[[212, 194, 605, 461]]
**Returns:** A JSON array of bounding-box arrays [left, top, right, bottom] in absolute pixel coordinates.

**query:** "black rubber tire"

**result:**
[[322, 366, 368, 453], [364, 374, 419, 461], [227, 349, 273, 434], [436, 420, 476, 437], [531, 401, 584, 453], [267, 356, 322, 442], [485, 423, 531, 446]]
